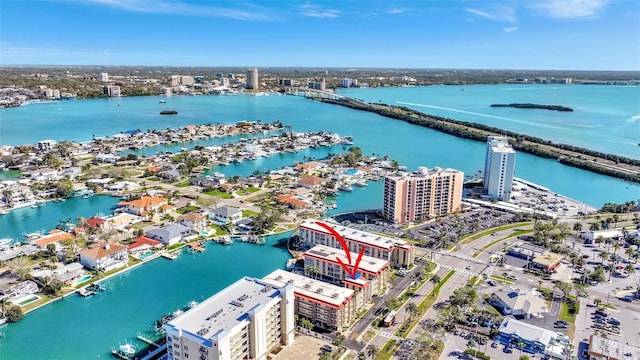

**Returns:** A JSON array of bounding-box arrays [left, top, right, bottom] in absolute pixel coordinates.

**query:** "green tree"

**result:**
[[3, 304, 24, 322], [430, 274, 441, 295]]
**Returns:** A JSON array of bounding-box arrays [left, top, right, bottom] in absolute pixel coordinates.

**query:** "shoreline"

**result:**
[[314, 97, 640, 183]]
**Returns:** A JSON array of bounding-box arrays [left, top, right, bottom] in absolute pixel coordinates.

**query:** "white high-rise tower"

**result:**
[[483, 136, 516, 201], [246, 68, 259, 89]]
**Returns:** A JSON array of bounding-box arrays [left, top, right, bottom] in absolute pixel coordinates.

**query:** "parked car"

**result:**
[[619, 296, 633, 302], [555, 320, 568, 328], [487, 279, 498, 286], [506, 274, 518, 280], [492, 341, 500, 348]]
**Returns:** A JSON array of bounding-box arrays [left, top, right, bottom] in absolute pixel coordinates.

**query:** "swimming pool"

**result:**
[[199, 230, 208, 236], [75, 274, 92, 284], [14, 294, 41, 307], [343, 169, 357, 175], [139, 251, 155, 260]]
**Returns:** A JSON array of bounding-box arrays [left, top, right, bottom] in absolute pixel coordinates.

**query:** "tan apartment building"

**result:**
[[382, 166, 463, 224]]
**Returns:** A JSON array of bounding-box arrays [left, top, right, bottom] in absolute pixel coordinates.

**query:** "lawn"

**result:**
[[202, 189, 233, 199], [242, 209, 259, 217], [558, 301, 579, 324], [459, 222, 532, 245], [236, 186, 261, 196]]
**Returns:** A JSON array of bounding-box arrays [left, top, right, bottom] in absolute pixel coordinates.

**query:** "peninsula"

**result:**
[[490, 103, 574, 112]]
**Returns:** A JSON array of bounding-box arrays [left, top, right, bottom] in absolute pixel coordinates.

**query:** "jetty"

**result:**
[[161, 252, 178, 260]]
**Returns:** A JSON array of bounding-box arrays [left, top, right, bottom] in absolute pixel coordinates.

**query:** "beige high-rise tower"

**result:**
[[382, 167, 463, 224], [246, 68, 259, 89]]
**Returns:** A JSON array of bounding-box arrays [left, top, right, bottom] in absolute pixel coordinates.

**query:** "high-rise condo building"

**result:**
[[99, 72, 109, 82], [382, 167, 463, 224], [246, 68, 259, 89], [483, 136, 516, 201], [164, 277, 294, 360]]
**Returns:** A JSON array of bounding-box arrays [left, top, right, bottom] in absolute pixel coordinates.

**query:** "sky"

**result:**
[[0, 0, 639, 70]]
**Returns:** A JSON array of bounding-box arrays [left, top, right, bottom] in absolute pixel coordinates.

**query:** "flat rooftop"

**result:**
[[533, 252, 563, 267], [303, 244, 389, 274], [263, 269, 353, 308], [167, 277, 283, 339], [300, 219, 409, 251], [589, 334, 640, 359]]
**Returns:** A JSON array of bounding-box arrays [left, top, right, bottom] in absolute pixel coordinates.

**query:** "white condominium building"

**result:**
[[302, 244, 391, 296], [164, 277, 294, 360], [483, 136, 516, 201], [262, 269, 357, 331], [382, 167, 464, 224]]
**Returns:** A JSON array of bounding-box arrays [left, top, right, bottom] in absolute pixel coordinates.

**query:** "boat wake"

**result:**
[[395, 101, 567, 131]]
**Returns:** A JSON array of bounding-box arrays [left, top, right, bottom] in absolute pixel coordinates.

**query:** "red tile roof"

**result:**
[[34, 231, 74, 248], [277, 194, 309, 208], [80, 243, 128, 259], [128, 236, 162, 250]]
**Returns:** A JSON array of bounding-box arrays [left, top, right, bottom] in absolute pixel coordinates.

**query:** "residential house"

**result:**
[[145, 223, 193, 245], [0, 274, 38, 301], [127, 236, 163, 255], [277, 194, 310, 209], [85, 216, 106, 230], [79, 243, 129, 272], [29, 167, 60, 182], [294, 161, 326, 175], [209, 206, 243, 224], [177, 212, 207, 231], [95, 153, 119, 164], [33, 229, 74, 249], [117, 196, 168, 217], [297, 176, 326, 190]]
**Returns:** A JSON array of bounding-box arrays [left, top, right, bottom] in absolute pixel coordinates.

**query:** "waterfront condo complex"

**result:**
[[484, 136, 516, 201], [298, 219, 415, 269], [262, 269, 358, 331], [164, 277, 295, 360], [382, 166, 464, 224]]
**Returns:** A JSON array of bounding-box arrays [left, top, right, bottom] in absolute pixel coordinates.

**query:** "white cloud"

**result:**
[[73, 0, 276, 21], [465, 5, 517, 22], [503, 26, 518, 33], [532, 0, 608, 19], [386, 8, 408, 15], [300, 3, 340, 18]]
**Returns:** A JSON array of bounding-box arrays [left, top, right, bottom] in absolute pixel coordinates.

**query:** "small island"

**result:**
[[490, 103, 574, 112], [160, 110, 178, 115]]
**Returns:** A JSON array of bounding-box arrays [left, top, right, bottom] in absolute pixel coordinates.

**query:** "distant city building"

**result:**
[[170, 75, 181, 87], [99, 72, 109, 82], [279, 79, 293, 86], [298, 219, 414, 269], [308, 78, 326, 90], [342, 78, 358, 88], [180, 75, 194, 86], [587, 334, 640, 359], [164, 277, 295, 360], [262, 269, 357, 330], [382, 167, 464, 224], [246, 68, 259, 89], [103, 85, 120, 97], [483, 136, 516, 201]]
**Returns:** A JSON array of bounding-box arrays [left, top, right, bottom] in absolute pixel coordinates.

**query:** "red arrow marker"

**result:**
[[315, 221, 367, 279]]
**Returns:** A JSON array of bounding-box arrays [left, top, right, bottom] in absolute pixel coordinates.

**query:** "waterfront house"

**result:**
[[103, 213, 142, 230], [85, 216, 106, 230], [145, 223, 193, 245], [33, 229, 74, 249], [29, 167, 60, 182], [117, 196, 168, 217], [177, 212, 207, 231], [79, 243, 128, 272], [61, 166, 82, 178], [277, 194, 310, 209], [105, 181, 141, 192], [297, 176, 326, 190], [127, 236, 163, 255], [31, 262, 85, 284], [294, 161, 327, 175], [208, 206, 243, 224], [0, 275, 38, 302], [488, 286, 549, 318]]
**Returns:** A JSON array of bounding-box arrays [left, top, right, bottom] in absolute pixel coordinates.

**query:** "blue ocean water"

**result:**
[[338, 84, 640, 159], [0, 239, 291, 360]]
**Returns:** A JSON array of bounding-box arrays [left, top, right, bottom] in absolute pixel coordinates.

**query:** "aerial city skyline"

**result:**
[[1, 0, 639, 70]]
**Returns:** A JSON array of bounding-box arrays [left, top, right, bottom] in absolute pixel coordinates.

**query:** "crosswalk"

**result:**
[[378, 330, 401, 341], [439, 263, 475, 276]]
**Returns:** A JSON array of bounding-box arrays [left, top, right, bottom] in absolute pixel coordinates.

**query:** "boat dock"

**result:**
[[188, 242, 205, 252], [161, 251, 178, 260], [215, 235, 265, 245], [77, 288, 95, 297], [137, 333, 161, 347]]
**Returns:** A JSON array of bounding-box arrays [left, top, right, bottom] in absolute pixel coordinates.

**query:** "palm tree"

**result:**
[[572, 222, 583, 236], [598, 250, 608, 265], [366, 344, 379, 359], [624, 264, 635, 276], [612, 243, 621, 256], [405, 302, 419, 321], [626, 247, 636, 260], [429, 274, 441, 295]]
